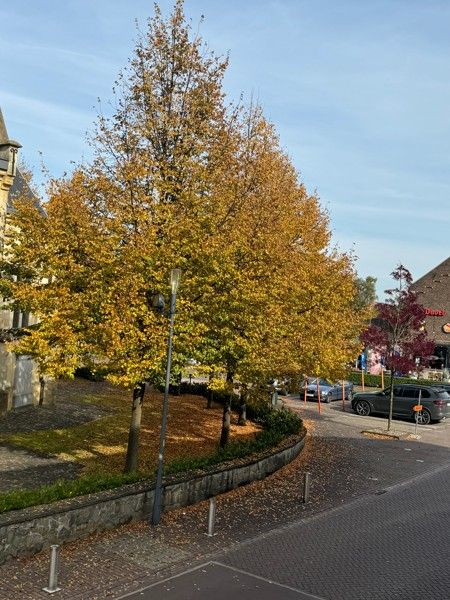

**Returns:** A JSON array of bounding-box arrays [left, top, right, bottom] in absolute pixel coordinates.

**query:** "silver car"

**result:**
[[300, 377, 354, 403]]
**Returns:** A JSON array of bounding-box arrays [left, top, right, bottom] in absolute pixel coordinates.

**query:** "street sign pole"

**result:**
[[414, 389, 422, 436]]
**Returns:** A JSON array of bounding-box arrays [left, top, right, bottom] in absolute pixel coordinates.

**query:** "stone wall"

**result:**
[[0, 431, 306, 564]]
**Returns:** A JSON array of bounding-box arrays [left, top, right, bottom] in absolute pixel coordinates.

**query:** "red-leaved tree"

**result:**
[[362, 265, 434, 430]]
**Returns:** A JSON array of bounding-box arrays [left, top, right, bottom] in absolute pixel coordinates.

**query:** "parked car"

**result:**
[[435, 383, 450, 393], [300, 377, 354, 403], [351, 384, 450, 425]]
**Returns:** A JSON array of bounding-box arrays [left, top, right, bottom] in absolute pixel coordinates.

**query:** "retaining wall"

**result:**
[[0, 430, 306, 564]]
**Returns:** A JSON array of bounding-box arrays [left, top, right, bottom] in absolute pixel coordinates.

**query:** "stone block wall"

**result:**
[[0, 431, 306, 564]]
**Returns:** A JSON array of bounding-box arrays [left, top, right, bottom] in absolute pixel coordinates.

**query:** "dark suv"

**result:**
[[352, 384, 450, 425]]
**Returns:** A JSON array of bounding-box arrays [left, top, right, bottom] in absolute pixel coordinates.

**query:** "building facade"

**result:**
[[412, 256, 450, 378], [0, 108, 42, 413]]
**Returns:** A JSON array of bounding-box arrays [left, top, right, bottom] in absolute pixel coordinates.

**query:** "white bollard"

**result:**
[[303, 472, 311, 504], [43, 544, 61, 594], [207, 497, 217, 537]]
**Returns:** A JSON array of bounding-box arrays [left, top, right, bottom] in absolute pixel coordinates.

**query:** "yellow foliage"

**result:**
[[3, 1, 369, 401]]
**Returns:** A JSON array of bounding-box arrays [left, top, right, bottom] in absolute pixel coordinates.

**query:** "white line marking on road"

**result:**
[[115, 563, 214, 598], [117, 561, 328, 599], [211, 561, 328, 599]]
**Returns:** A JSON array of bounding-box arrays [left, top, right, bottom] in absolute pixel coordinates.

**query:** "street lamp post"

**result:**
[[151, 268, 181, 526]]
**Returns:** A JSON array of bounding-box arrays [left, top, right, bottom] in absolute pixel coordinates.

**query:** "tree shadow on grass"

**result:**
[[0, 380, 261, 484]]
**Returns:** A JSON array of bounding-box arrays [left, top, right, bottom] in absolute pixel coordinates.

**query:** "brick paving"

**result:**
[[0, 396, 448, 599], [220, 463, 450, 600]]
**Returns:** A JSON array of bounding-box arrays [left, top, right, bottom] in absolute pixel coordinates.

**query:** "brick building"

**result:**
[[412, 256, 450, 377]]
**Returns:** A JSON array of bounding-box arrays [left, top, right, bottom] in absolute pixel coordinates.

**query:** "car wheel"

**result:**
[[355, 399, 371, 416], [325, 392, 333, 403], [347, 391, 353, 402], [416, 409, 431, 425]]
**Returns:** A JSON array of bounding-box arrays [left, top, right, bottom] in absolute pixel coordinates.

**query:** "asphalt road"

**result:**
[[291, 393, 450, 448]]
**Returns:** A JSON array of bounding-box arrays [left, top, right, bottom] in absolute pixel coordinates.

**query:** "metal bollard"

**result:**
[[207, 497, 217, 537], [43, 544, 61, 594], [303, 472, 311, 504]]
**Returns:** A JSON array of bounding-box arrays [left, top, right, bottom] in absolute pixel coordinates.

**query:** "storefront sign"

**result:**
[[425, 308, 446, 316], [443, 323, 450, 334]]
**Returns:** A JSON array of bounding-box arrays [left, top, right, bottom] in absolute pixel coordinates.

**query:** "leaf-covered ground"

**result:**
[[0, 379, 261, 476]]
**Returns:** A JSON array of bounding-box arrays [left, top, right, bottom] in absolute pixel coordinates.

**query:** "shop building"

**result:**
[[412, 256, 450, 379]]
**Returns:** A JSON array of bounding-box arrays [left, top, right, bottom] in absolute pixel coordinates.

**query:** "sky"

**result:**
[[1, 0, 449, 295]]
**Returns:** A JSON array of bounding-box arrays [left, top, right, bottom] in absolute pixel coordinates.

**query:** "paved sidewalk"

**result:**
[[0, 397, 448, 599], [120, 463, 450, 599]]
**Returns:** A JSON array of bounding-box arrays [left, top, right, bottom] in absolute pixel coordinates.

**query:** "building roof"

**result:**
[[412, 256, 450, 290], [0, 106, 44, 215], [412, 257, 450, 346], [0, 107, 21, 149], [0, 108, 8, 145], [7, 168, 39, 214]]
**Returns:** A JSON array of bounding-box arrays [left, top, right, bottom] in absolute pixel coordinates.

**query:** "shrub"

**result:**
[[349, 371, 448, 388], [263, 407, 302, 435], [74, 366, 106, 381]]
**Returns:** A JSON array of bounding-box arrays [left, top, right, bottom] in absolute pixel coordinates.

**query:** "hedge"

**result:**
[[349, 371, 449, 389]]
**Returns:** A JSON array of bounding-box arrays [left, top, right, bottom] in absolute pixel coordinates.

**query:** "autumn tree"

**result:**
[[353, 275, 377, 312], [362, 265, 434, 430], [4, 0, 371, 472], [190, 107, 369, 442], [4, 1, 232, 472]]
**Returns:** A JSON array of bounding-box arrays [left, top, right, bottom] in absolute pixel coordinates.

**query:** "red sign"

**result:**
[[424, 308, 446, 316]]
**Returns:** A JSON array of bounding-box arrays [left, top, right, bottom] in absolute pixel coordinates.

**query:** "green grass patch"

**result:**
[[0, 472, 145, 513], [0, 381, 302, 514], [0, 406, 302, 513]]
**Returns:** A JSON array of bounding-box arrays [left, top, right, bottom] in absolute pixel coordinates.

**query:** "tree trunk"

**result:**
[[219, 367, 234, 447], [387, 367, 395, 431], [124, 383, 146, 473], [238, 386, 247, 426], [206, 389, 213, 409], [38, 376, 45, 406], [220, 395, 231, 447]]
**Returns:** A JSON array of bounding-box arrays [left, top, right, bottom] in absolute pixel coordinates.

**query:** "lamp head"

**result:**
[[152, 292, 165, 314], [170, 268, 181, 294]]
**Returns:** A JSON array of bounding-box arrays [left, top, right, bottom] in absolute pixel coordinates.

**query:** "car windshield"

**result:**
[[435, 389, 450, 398], [307, 378, 330, 386]]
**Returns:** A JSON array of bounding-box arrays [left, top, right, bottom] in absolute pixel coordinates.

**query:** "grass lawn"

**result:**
[[0, 379, 261, 477]]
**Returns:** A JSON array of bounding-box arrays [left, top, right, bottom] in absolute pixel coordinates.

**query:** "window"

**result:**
[[403, 388, 420, 399]]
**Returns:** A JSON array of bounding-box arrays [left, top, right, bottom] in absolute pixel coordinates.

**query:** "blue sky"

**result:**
[[1, 0, 449, 295]]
